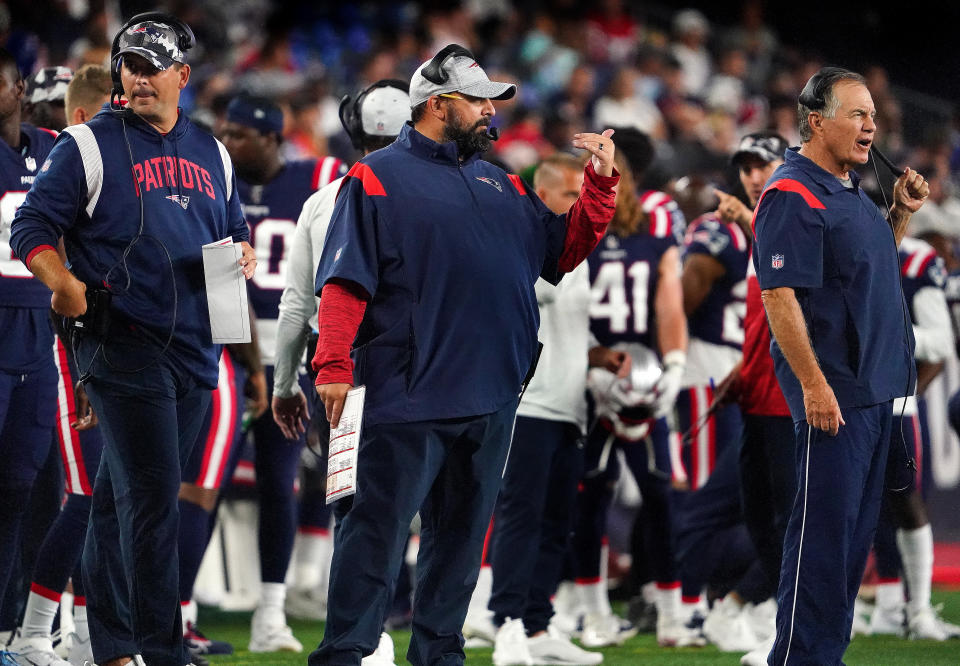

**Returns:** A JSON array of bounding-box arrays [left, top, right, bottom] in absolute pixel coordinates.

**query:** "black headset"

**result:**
[[110, 11, 196, 108], [338, 79, 409, 150], [798, 66, 859, 112], [420, 44, 475, 85]]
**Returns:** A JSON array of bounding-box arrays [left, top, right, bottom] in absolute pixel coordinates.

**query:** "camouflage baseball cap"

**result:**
[[26, 67, 73, 104], [114, 20, 186, 71]]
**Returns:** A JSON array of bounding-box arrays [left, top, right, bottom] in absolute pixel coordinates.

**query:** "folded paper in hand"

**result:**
[[202, 237, 251, 343]]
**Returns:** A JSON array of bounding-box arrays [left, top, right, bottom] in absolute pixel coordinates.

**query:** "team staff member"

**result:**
[[11, 13, 255, 666], [753, 66, 927, 665], [273, 82, 410, 652], [0, 45, 58, 665], [310, 44, 619, 666]]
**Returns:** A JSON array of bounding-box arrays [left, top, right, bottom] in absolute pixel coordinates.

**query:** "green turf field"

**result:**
[[197, 589, 960, 665]]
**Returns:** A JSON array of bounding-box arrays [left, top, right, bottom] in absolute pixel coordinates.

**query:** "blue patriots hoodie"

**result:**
[[11, 105, 248, 388]]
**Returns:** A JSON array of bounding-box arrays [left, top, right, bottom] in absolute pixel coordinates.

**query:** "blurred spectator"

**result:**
[[494, 106, 553, 172], [766, 94, 801, 147], [704, 47, 747, 117], [593, 66, 666, 140], [517, 12, 580, 101], [550, 63, 596, 130], [724, 0, 778, 93], [670, 9, 711, 97], [585, 0, 640, 65]]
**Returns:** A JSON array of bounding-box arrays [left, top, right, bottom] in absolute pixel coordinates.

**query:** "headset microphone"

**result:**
[[485, 126, 500, 141]]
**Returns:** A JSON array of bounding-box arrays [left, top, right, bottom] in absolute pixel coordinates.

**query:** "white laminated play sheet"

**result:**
[[201, 236, 250, 343], [326, 385, 365, 504]]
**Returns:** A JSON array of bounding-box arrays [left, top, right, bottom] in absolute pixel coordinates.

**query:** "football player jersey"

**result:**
[[238, 156, 345, 365], [588, 211, 679, 352], [0, 123, 57, 371], [683, 212, 750, 349], [899, 236, 947, 313], [946, 268, 960, 357]]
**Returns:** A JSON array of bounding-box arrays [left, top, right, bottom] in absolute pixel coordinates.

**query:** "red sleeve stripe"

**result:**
[[39, 127, 58, 138], [507, 174, 526, 195], [751, 178, 825, 237], [345, 162, 386, 196], [25, 244, 57, 269], [903, 248, 937, 277]]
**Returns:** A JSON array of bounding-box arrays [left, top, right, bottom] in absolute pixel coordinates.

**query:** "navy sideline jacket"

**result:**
[[752, 148, 915, 421], [11, 105, 248, 389], [315, 123, 572, 425]]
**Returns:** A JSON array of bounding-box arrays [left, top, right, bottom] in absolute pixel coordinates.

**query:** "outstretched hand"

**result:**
[[573, 129, 616, 177]]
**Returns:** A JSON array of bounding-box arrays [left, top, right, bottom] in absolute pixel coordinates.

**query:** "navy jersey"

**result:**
[[238, 157, 345, 364], [682, 212, 750, 349], [946, 269, 960, 357], [899, 237, 947, 313], [0, 123, 57, 372], [588, 221, 678, 351]]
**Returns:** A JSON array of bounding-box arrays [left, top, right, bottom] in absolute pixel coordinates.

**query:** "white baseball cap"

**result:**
[[361, 85, 411, 136], [409, 46, 516, 108]]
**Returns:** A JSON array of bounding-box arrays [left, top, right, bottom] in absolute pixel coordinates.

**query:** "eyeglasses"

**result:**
[[438, 93, 466, 101]]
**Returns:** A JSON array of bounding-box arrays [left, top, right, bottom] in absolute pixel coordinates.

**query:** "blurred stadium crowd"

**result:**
[[5, 0, 959, 242]]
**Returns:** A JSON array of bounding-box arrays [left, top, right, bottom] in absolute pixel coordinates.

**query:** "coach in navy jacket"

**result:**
[[11, 14, 254, 666], [753, 67, 926, 666], [309, 45, 619, 666]]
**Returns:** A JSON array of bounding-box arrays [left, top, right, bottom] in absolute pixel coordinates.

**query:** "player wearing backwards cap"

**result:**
[[11, 12, 255, 666], [308, 44, 619, 665], [273, 78, 407, 608], [0, 45, 59, 666], [272, 78, 411, 665], [219, 93, 346, 654], [2, 65, 113, 666]]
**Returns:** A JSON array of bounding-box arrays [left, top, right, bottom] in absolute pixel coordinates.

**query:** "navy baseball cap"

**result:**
[[115, 20, 186, 71], [226, 95, 284, 136]]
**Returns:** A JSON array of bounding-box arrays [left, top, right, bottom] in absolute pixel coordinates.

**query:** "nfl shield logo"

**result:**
[[772, 254, 784, 269]]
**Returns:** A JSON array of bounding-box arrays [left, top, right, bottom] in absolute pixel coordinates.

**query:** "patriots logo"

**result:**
[[132, 26, 148, 33], [476, 176, 502, 192], [165, 194, 190, 209], [772, 254, 784, 269]]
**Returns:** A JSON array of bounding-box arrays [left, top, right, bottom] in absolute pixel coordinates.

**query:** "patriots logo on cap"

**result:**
[[132, 26, 148, 33], [476, 176, 502, 192], [165, 194, 190, 209], [772, 254, 784, 269]]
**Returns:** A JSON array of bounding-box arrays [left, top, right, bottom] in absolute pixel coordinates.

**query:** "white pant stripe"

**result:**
[[783, 424, 813, 664]]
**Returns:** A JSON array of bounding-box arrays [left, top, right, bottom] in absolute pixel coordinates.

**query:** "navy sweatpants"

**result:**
[[769, 402, 892, 666], [310, 403, 517, 666], [489, 416, 583, 633], [79, 335, 211, 666]]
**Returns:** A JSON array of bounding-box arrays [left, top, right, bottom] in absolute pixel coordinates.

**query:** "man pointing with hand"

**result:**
[[753, 66, 928, 665], [308, 44, 619, 666]]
